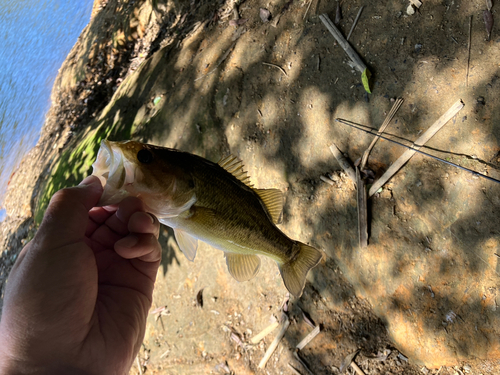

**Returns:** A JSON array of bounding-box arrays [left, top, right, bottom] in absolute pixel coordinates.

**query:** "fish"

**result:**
[[92, 140, 323, 297]]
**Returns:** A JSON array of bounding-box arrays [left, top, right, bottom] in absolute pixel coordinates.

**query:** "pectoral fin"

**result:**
[[225, 253, 261, 282], [173, 228, 198, 261]]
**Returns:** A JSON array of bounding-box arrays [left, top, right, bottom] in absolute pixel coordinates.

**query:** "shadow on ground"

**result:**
[[2, 0, 500, 373]]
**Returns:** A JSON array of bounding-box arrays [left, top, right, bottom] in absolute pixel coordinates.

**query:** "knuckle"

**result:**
[[50, 187, 75, 204]]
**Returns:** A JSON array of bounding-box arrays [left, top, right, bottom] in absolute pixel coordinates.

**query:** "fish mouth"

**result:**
[[92, 140, 114, 186], [92, 140, 130, 206]]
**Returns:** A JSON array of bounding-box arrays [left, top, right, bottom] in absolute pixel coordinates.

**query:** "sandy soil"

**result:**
[[2, 0, 500, 374]]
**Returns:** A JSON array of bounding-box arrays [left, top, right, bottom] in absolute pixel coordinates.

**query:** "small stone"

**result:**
[[415, 43, 423, 53], [259, 8, 271, 23], [477, 96, 486, 105], [407, 4, 415, 15]]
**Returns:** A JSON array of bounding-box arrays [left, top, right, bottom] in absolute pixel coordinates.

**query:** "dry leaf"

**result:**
[[335, 1, 342, 25], [483, 10, 493, 41]]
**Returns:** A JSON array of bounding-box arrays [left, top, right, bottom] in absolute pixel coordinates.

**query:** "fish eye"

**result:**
[[137, 149, 153, 164]]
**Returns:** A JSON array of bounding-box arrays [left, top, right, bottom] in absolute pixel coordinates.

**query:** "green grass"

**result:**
[[34, 118, 134, 225]]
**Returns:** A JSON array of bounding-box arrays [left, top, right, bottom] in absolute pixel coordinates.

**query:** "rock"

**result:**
[[259, 8, 271, 23]]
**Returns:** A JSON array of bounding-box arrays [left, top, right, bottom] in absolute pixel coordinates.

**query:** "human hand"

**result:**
[[0, 175, 161, 375]]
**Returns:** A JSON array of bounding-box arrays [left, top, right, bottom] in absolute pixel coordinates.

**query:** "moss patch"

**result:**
[[34, 118, 133, 225]]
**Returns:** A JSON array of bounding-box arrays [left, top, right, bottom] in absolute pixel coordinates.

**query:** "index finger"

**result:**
[[86, 206, 117, 237], [36, 176, 103, 249]]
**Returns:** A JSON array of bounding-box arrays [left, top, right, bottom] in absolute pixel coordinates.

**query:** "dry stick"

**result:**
[[195, 40, 237, 81], [466, 15, 472, 87], [329, 143, 357, 182], [351, 361, 366, 375], [303, 0, 314, 20], [336, 119, 500, 185], [296, 325, 321, 350], [360, 97, 404, 170], [347, 6, 364, 41], [136, 357, 143, 375], [258, 314, 290, 369], [293, 351, 315, 375], [320, 175, 334, 185], [356, 167, 368, 248], [249, 321, 280, 344], [368, 99, 464, 196], [288, 363, 304, 375], [262, 62, 287, 76], [319, 14, 367, 73], [409, 0, 422, 8]]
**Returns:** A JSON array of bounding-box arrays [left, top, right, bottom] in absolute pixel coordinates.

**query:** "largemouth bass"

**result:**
[[92, 140, 322, 297]]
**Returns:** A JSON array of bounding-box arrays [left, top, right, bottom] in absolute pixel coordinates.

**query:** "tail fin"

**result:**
[[279, 243, 323, 298]]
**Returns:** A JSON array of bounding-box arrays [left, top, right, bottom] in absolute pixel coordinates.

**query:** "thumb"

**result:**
[[37, 176, 103, 248]]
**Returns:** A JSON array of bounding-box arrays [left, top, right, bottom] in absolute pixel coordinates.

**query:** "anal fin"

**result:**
[[173, 228, 198, 261], [225, 253, 261, 282]]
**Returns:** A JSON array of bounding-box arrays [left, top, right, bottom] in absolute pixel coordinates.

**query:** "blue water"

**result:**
[[0, 0, 93, 221]]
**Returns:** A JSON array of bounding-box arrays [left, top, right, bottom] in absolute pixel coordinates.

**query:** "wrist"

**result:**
[[0, 343, 91, 375], [0, 359, 93, 375]]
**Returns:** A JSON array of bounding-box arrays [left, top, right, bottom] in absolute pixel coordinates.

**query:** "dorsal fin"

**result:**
[[218, 154, 253, 187], [218, 155, 283, 223], [254, 188, 284, 224]]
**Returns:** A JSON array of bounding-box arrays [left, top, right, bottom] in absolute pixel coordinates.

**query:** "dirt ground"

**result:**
[[1, 0, 500, 374]]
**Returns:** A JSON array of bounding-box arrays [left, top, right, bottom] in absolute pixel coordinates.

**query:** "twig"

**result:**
[[336, 119, 500, 185], [367, 99, 465, 196], [296, 325, 321, 350], [351, 361, 366, 375], [195, 41, 237, 81], [293, 351, 315, 375], [356, 167, 368, 248], [300, 307, 316, 328], [249, 321, 280, 344], [360, 98, 404, 170], [262, 62, 288, 76], [409, 0, 422, 8], [320, 175, 334, 185], [319, 14, 367, 73], [466, 15, 472, 87], [347, 6, 364, 41], [303, 0, 313, 20], [329, 143, 357, 182], [288, 363, 304, 375], [258, 314, 290, 368], [136, 357, 143, 375]]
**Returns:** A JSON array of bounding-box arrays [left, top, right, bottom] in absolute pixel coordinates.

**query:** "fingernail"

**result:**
[[147, 213, 156, 224], [117, 235, 138, 248]]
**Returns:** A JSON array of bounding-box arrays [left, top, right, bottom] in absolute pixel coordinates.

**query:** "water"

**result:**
[[0, 0, 93, 221]]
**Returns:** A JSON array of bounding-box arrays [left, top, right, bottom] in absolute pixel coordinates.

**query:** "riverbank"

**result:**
[[2, 0, 500, 374]]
